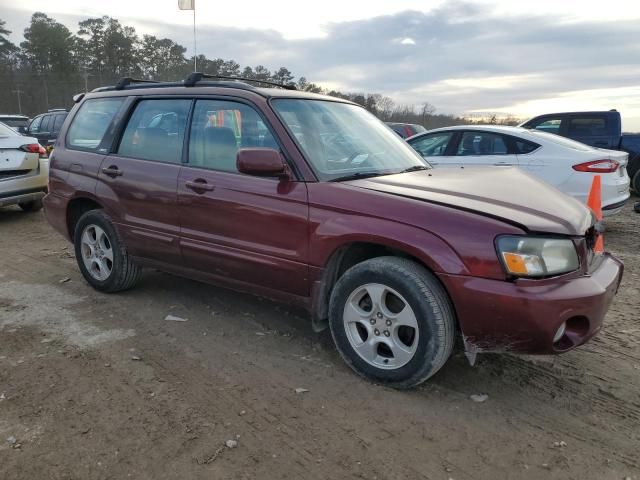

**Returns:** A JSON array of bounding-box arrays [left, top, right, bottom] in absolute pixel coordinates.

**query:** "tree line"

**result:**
[[0, 13, 518, 127]]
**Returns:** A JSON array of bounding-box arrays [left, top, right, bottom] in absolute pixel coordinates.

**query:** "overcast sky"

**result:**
[[4, 0, 640, 129]]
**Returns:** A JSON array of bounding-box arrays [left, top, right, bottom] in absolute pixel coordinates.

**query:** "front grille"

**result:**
[[0, 169, 32, 180]]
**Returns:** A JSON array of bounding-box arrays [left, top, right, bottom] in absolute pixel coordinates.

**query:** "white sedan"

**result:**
[[0, 121, 49, 212], [407, 125, 630, 216]]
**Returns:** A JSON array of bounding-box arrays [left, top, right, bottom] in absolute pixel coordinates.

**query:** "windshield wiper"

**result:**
[[399, 165, 430, 174], [329, 171, 391, 182]]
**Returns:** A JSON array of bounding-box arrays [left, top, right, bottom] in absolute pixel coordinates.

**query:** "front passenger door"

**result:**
[[178, 99, 309, 297]]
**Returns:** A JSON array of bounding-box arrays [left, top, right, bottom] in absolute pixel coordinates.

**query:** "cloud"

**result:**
[[3, 1, 640, 127]]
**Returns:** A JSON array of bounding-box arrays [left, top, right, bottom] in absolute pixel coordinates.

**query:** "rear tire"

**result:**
[[73, 210, 141, 292], [18, 199, 43, 212], [328, 256, 455, 389]]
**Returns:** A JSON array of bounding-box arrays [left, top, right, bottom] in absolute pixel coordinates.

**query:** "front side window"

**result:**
[[188, 99, 278, 173], [67, 98, 125, 151], [118, 99, 191, 163], [409, 132, 453, 157], [456, 132, 508, 155], [39, 115, 52, 133], [272, 99, 428, 181], [28, 116, 42, 133], [531, 118, 562, 134], [53, 114, 66, 133]]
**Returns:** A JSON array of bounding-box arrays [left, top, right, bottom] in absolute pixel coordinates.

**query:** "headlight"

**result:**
[[496, 236, 579, 278]]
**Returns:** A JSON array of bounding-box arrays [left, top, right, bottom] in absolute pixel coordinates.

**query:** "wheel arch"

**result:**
[[310, 236, 465, 332], [66, 195, 104, 240]]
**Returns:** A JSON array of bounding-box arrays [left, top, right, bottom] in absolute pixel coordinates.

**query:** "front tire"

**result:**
[[73, 210, 141, 292], [328, 257, 455, 389]]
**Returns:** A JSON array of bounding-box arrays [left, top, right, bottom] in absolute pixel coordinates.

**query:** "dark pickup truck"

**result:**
[[520, 110, 640, 192]]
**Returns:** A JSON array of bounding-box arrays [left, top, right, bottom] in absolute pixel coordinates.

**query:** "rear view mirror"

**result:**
[[237, 148, 289, 178]]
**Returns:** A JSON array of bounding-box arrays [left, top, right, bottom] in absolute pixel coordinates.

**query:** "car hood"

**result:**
[[346, 167, 593, 236]]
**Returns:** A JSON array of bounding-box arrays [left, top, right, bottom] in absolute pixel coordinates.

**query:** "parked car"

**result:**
[[0, 121, 48, 211], [0, 114, 30, 134], [26, 109, 68, 150], [386, 122, 427, 138], [407, 125, 630, 216], [44, 75, 622, 388], [520, 110, 640, 192]]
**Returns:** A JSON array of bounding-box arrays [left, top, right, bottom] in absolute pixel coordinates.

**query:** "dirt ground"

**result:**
[[0, 198, 639, 480]]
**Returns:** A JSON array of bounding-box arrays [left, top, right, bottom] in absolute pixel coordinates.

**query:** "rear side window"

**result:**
[[188, 99, 278, 173], [67, 98, 124, 151], [118, 99, 191, 163], [514, 139, 540, 154], [568, 117, 610, 136], [409, 132, 453, 157], [457, 131, 508, 155]]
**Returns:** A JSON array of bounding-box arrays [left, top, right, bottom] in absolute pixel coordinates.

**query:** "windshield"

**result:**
[[272, 99, 430, 181]]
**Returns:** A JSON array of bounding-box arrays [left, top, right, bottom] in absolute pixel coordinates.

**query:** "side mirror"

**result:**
[[237, 148, 289, 178]]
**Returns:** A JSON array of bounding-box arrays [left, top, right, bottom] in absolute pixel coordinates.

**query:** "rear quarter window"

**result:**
[[67, 98, 125, 152]]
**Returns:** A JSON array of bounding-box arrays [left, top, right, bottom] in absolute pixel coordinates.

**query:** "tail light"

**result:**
[[20, 143, 48, 158], [572, 159, 619, 173], [403, 126, 414, 138]]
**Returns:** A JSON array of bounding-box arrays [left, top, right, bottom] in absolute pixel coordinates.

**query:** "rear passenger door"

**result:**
[[177, 98, 309, 297], [453, 131, 517, 167], [408, 131, 458, 167], [95, 98, 191, 265]]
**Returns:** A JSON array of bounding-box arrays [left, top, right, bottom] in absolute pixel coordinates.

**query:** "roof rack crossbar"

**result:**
[[184, 72, 296, 90], [115, 77, 163, 90]]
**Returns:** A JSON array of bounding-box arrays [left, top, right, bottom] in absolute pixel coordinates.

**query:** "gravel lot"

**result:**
[[0, 198, 639, 480]]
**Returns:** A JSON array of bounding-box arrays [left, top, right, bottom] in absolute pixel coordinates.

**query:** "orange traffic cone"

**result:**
[[586, 175, 604, 253]]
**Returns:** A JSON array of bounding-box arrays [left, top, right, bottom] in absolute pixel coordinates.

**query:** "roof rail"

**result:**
[[184, 72, 296, 90], [114, 77, 163, 90]]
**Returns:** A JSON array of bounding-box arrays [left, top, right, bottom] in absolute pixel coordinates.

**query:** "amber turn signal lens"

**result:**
[[502, 252, 529, 275]]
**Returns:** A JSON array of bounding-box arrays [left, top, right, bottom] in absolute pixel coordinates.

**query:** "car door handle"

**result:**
[[101, 166, 123, 177], [185, 180, 215, 192], [493, 162, 509, 166]]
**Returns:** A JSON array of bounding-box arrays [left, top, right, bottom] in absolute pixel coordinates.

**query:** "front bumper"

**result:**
[[438, 253, 623, 354]]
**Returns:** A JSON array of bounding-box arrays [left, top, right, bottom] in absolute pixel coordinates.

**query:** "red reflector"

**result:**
[[572, 160, 619, 173]]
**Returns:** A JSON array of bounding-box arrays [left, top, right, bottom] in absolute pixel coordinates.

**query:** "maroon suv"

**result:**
[[44, 74, 623, 388]]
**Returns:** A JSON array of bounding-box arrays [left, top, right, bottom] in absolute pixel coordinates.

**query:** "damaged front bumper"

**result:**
[[438, 252, 623, 356]]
